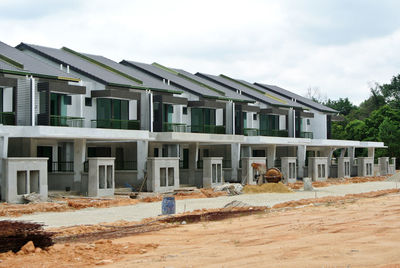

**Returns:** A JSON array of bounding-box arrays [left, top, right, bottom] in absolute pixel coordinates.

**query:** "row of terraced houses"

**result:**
[[0, 41, 393, 203]]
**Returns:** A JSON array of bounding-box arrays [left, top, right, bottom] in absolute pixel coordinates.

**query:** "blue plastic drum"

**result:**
[[161, 196, 176, 215]]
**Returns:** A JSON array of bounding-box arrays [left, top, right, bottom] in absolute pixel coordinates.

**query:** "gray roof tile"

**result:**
[[255, 83, 337, 113]]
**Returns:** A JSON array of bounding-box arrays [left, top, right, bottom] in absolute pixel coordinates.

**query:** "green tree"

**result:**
[[324, 98, 357, 116], [380, 74, 400, 107]]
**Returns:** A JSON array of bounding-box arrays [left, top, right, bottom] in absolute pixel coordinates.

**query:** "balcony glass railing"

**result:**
[[0, 112, 15, 125], [243, 128, 259, 136], [191, 125, 225, 134], [259, 129, 289, 137], [91, 119, 140, 130], [299, 131, 313, 139], [51, 161, 74, 172], [163, 122, 190, 132], [50, 115, 84, 127]]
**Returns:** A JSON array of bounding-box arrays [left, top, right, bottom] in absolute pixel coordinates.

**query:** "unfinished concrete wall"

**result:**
[[1, 158, 48, 204], [203, 157, 223, 188], [389, 157, 396, 175], [281, 157, 297, 183], [241, 157, 266, 185], [48, 173, 74, 191], [87, 158, 115, 197], [357, 157, 374, 177], [308, 157, 328, 181], [379, 157, 389, 176], [147, 157, 179, 192], [337, 157, 351, 178]]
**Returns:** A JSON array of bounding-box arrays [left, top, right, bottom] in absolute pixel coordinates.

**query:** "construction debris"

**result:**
[[213, 183, 243, 195], [223, 200, 251, 208], [22, 193, 44, 203], [0, 221, 54, 253], [303, 178, 314, 191]]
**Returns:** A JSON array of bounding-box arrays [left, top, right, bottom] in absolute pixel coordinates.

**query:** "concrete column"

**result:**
[[231, 143, 240, 181], [140, 91, 153, 131], [137, 140, 148, 182], [368, 148, 375, 159], [188, 143, 199, 185], [241, 146, 252, 157], [225, 101, 234, 134], [29, 138, 38, 157], [266, 145, 276, 169], [297, 145, 306, 178], [340, 148, 346, 157], [73, 139, 86, 192], [288, 108, 295, 137]]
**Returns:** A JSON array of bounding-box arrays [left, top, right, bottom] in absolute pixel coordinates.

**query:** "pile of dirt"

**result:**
[[0, 221, 54, 253], [66, 197, 139, 209], [272, 188, 400, 209], [200, 188, 228, 198], [243, 183, 293, 194], [288, 176, 388, 190], [0, 239, 158, 267], [0, 203, 69, 217]]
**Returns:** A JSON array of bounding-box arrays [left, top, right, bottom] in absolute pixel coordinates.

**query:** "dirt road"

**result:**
[[107, 193, 400, 267]]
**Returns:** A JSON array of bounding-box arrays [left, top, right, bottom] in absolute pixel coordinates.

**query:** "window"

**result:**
[[307, 119, 311, 125], [183, 107, 188, 115], [253, 113, 257, 120], [64, 95, 72, 105], [85, 97, 92, 107]]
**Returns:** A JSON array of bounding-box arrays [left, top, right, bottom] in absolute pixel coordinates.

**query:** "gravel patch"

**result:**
[[1, 181, 398, 228]]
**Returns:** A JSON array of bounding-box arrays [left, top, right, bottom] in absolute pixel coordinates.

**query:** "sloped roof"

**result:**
[[196, 73, 303, 109], [171, 68, 254, 103], [17, 43, 181, 93], [0, 41, 78, 81], [255, 83, 337, 113]]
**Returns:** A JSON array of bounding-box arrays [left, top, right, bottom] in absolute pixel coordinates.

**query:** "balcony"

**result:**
[[50, 115, 84, 127], [191, 125, 225, 134], [0, 112, 15, 125], [299, 131, 313, 139], [243, 128, 259, 136], [51, 161, 74, 172], [260, 129, 289, 137], [91, 119, 140, 130], [163, 122, 190, 132]]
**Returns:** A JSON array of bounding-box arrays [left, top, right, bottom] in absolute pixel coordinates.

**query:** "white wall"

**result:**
[[3, 87, 13, 112], [310, 109, 327, 139]]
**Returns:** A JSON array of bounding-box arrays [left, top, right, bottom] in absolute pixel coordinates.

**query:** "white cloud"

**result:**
[[1, 0, 400, 104]]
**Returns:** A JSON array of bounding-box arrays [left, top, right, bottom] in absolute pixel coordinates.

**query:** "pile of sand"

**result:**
[[243, 183, 293, 194]]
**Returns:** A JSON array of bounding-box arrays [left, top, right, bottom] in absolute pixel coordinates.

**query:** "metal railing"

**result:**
[[179, 160, 189, 169], [51, 161, 74, 172], [0, 112, 15, 125], [50, 115, 84, 127], [191, 125, 225, 134], [115, 161, 137, 170], [163, 122, 190, 132], [259, 129, 289, 137], [243, 128, 259, 136], [91, 119, 140, 130], [299, 131, 313, 139]]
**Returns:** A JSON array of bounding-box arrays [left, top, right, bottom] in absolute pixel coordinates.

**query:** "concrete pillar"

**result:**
[[297, 145, 306, 178], [137, 140, 148, 182], [288, 108, 295, 137], [267, 145, 276, 169], [29, 138, 37, 157], [140, 91, 153, 131], [188, 143, 199, 185], [225, 101, 234, 134], [231, 143, 240, 181], [340, 148, 346, 157], [0, 135, 9, 199], [73, 139, 86, 192], [368, 148, 375, 159], [241, 146, 251, 158]]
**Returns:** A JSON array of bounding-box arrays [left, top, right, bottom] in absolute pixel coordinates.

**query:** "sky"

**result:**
[[1, 0, 400, 104]]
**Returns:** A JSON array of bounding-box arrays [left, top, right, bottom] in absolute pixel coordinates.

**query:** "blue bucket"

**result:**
[[161, 196, 176, 215]]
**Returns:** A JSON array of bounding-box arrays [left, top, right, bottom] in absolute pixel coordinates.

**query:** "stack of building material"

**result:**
[[0, 221, 54, 253]]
